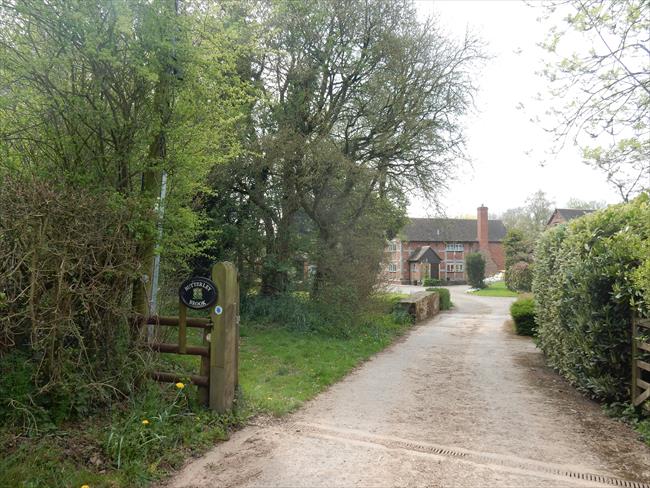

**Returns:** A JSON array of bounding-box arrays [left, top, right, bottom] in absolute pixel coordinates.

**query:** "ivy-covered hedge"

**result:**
[[533, 194, 650, 402]]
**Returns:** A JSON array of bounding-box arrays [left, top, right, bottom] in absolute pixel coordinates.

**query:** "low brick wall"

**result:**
[[399, 291, 440, 322]]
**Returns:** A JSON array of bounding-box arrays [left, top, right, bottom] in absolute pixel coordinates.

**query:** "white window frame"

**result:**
[[387, 241, 398, 252], [446, 261, 464, 273], [445, 242, 464, 252], [388, 263, 397, 272]]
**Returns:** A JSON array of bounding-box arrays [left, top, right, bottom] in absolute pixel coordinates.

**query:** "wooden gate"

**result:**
[[632, 316, 650, 407], [142, 262, 239, 413]]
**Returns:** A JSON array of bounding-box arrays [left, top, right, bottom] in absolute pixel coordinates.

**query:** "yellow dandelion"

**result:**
[[142, 419, 149, 425], [175, 382, 185, 389], [81, 485, 90, 488]]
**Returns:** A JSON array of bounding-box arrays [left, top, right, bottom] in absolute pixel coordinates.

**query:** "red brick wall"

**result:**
[[547, 211, 564, 227], [488, 242, 505, 271], [384, 239, 506, 284]]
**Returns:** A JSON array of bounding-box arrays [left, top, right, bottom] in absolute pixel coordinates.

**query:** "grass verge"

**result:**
[[470, 281, 519, 297], [1, 292, 410, 488]]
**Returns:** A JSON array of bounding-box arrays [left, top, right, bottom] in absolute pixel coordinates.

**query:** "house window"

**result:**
[[387, 241, 398, 251], [446, 261, 464, 273], [388, 263, 397, 272], [446, 243, 464, 252]]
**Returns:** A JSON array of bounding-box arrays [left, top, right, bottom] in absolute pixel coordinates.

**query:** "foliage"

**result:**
[[426, 288, 452, 310], [565, 198, 607, 210], [0, 0, 251, 426], [203, 0, 484, 297], [1, 293, 411, 486], [465, 253, 486, 289], [0, 177, 143, 424], [508, 261, 534, 293], [539, 0, 650, 201], [0, 382, 243, 488], [533, 194, 650, 402], [510, 295, 537, 336], [469, 281, 518, 298], [500, 190, 555, 239], [503, 228, 535, 291], [423, 278, 442, 287]]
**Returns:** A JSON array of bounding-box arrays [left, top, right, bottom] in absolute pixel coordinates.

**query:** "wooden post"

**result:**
[[209, 262, 239, 413], [633, 318, 639, 405], [178, 303, 187, 354]]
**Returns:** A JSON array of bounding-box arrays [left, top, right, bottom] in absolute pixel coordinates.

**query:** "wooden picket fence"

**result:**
[[632, 317, 650, 407]]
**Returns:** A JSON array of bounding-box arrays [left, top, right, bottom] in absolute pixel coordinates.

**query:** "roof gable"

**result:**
[[407, 246, 441, 263], [547, 208, 595, 226], [402, 218, 506, 242]]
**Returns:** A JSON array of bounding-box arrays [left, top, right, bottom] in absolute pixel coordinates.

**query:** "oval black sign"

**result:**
[[178, 277, 218, 310]]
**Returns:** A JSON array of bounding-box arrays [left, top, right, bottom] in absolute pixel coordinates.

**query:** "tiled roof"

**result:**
[[556, 208, 595, 221], [402, 218, 507, 242], [407, 246, 441, 262]]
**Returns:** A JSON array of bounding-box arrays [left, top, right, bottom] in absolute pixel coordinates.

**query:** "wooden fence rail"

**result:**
[[632, 317, 650, 407], [141, 262, 239, 413]]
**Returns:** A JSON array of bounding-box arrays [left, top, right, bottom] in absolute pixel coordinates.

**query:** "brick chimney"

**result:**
[[477, 205, 489, 250]]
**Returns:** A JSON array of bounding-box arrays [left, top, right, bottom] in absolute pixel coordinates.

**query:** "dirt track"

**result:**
[[165, 287, 650, 488]]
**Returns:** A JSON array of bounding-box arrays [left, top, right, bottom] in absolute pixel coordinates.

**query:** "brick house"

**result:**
[[384, 206, 506, 285], [546, 208, 595, 228]]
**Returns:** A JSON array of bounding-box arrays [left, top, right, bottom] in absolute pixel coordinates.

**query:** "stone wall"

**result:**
[[399, 291, 440, 322]]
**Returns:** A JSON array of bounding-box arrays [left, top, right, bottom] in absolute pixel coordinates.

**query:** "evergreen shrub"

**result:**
[[533, 194, 650, 402], [510, 295, 536, 335], [507, 261, 533, 292], [465, 253, 486, 289]]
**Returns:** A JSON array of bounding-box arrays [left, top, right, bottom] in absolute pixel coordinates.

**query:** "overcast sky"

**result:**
[[411, 0, 621, 218]]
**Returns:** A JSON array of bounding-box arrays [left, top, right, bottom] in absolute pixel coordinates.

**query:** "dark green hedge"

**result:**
[[510, 295, 536, 335], [426, 287, 451, 310], [465, 252, 485, 289], [533, 194, 650, 402]]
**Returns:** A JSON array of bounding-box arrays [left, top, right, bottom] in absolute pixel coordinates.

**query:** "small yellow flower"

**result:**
[[142, 419, 149, 425], [175, 382, 185, 389], [81, 485, 90, 488]]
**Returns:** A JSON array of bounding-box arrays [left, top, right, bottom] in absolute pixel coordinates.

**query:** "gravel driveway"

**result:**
[[165, 287, 650, 488]]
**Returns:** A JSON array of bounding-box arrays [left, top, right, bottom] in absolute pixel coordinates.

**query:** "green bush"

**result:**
[[533, 194, 650, 402], [506, 261, 533, 292], [465, 253, 486, 288], [426, 287, 452, 310], [510, 295, 536, 335], [503, 228, 534, 291], [423, 277, 442, 287]]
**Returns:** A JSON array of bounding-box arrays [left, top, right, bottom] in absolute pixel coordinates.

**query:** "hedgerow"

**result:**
[[533, 194, 650, 402]]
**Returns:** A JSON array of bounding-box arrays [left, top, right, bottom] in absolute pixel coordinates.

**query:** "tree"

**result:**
[[539, 0, 650, 201], [565, 197, 607, 210], [500, 190, 555, 238], [209, 0, 484, 297], [0, 0, 251, 309], [466, 253, 486, 289]]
